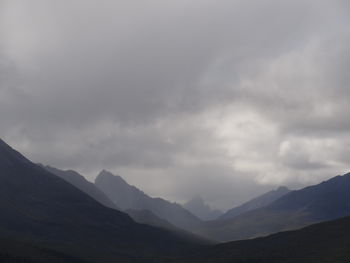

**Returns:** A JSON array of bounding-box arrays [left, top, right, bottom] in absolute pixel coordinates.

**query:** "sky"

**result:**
[[1, 0, 350, 210]]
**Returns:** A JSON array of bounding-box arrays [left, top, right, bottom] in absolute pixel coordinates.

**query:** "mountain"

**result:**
[[43, 165, 118, 210], [220, 186, 290, 220], [95, 170, 202, 231], [43, 165, 208, 242], [183, 195, 223, 221], [194, 172, 350, 242], [174, 215, 350, 263], [0, 138, 207, 262]]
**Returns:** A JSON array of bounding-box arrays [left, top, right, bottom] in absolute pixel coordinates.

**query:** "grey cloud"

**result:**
[[1, 0, 350, 209]]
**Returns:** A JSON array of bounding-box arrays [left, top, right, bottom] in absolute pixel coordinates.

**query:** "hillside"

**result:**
[[174, 215, 350, 263], [194, 173, 350, 242], [220, 186, 290, 220], [95, 170, 202, 231]]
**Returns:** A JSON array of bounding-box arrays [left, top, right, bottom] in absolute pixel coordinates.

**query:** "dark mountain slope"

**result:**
[[95, 170, 202, 231], [270, 174, 350, 221], [174, 215, 350, 263], [42, 165, 118, 209], [220, 186, 290, 220], [194, 172, 350, 242], [0, 139, 206, 262], [183, 195, 223, 221], [0, 237, 89, 263]]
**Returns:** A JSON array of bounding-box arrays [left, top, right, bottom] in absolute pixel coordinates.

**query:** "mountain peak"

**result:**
[[96, 169, 128, 186], [0, 138, 32, 168], [95, 171, 202, 230]]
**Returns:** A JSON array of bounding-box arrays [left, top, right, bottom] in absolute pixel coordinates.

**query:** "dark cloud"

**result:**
[[1, 0, 350, 209]]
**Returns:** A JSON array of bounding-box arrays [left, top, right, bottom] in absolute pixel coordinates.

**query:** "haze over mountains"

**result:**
[[95, 170, 203, 231], [183, 195, 223, 221]]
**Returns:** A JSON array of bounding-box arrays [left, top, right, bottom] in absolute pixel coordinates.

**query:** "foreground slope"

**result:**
[[95, 170, 202, 231], [0, 139, 205, 262], [195, 172, 350, 241], [0, 237, 89, 263], [174, 215, 350, 263]]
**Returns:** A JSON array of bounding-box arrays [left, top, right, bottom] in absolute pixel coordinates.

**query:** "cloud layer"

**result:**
[[1, 0, 350, 209]]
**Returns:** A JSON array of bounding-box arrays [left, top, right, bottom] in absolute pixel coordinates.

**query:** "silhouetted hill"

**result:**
[[95, 170, 202, 231], [0, 139, 206, 262], [42, 165, 118, 210], [173, 215, 350, 263], [194, 173, 350, 242], [220, 186, 290, 220], [183, 195, 223, 221]]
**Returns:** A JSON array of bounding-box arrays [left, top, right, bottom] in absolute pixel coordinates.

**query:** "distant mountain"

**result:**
[[183, 195, 223, 221], [95, 170, 202, 231], [194, 173, 350, 242], [0, 138, 207, 262], [44, 166, 207, 241], [175, 215, 350, 263], [220, 186, 290, 220], [43, 165, 118, 210]]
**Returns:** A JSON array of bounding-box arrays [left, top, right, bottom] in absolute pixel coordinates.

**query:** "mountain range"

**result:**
[[42, 165, 210, 244], [1, 137, 350, 262], [0, 138, 207, 262], [193, 172, 350, 241], [220, 186, 290, 220], [95, 170, 202, 231]]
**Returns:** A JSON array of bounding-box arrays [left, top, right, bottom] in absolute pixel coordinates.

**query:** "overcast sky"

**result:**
[[1, 0, 350, 210]]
